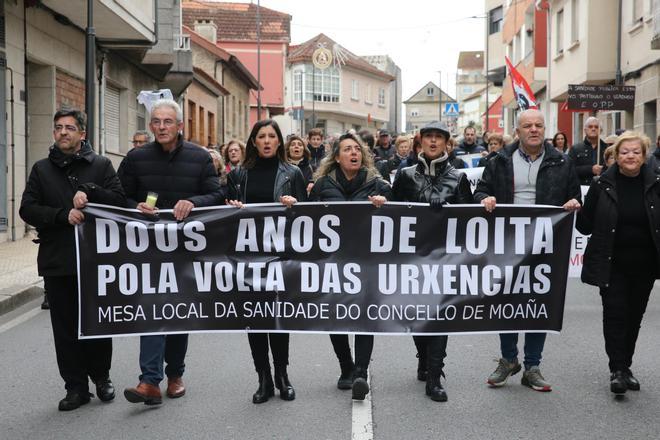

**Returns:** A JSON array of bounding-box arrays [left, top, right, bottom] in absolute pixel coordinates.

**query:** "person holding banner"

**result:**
[[20, 108, 126, 411], [309, 132, 390, 400], [569, 117, 608, 185], [475, 108, 582, 392], [119, 99, 225, 406], [226, 119, 308, 404], [391, 120, 473, 402], [577, 132, 660, 396]]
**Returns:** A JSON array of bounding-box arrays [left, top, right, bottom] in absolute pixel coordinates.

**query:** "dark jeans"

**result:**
[[44, 276, 112, 393], [139, 334, 188, 385], [500, 333, 546, 369], [600, 269, 654, 372], [248, 333, 289, 372], [413, 335, 447, 372], [330, 334, 374, 369]]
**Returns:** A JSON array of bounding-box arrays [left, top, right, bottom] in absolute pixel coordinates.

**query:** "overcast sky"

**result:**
[[240, 0, 487, 101]]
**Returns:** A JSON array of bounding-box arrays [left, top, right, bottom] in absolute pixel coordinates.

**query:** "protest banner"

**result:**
[[77, 203, 573, 338]]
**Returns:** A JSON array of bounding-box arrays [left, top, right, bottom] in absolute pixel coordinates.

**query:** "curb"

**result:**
[[0, 283, 44, 317]]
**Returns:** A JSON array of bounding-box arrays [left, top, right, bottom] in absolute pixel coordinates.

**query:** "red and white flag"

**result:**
[[505, 56, 538, 111]]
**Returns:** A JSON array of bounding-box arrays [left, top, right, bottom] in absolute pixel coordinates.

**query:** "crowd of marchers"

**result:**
[[20, 99, 660, 412]]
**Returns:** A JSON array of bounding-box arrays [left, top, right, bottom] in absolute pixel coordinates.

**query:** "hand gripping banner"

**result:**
[[76, 203, 574, 338]]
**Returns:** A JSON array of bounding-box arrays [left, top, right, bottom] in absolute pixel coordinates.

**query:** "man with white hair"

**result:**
[[475, 109, 581, 392], [568, 116, 608, 185], [118, 99, 225, 405]]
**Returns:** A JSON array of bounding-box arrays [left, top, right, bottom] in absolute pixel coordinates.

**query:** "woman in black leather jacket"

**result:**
[[226, 119, 307, 404], [309, 133, 390, 400], [577, 131, 660, 396], [391, 121, 473, 402]]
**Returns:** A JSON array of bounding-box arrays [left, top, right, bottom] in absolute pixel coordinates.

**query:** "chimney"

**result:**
[[194, 20, 217, 44]]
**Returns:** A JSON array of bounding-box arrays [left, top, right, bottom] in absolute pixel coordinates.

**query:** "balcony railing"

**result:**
[[174, 34, 191, 52]]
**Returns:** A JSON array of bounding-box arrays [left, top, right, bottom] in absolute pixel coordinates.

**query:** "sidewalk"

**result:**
[[0, 231, 43, 316]]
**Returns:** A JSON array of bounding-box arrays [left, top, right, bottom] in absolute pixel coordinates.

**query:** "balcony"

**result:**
[[40, 0, 156, 43]]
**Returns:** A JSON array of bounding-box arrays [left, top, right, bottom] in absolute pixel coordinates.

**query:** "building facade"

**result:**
[[362, 55, 403, 133], [282, 33, 394, 137], [1, 0, 192, 243], [404, 82, 456, 133]]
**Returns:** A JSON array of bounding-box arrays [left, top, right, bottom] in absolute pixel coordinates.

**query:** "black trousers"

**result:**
[[248, 333, 289, 372], [600, 269, 654, 372], [330, 334, 374, 369], [44, 276, 112, 393], [413, 335, 447, 373]]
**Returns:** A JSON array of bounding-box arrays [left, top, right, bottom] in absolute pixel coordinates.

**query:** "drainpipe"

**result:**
[[615, 0, 623, 129], [23, 1, 29, 236], [85, 0, 96, 146], [98, 51, 106, 156], [6, 67, 16, 241]]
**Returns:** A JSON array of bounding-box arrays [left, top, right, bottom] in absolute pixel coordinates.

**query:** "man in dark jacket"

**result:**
[[568, 116, 608, 185], [474, 109, 581, 393], [455, 126, 486, 156], [374, 129, 395, 161], [119, 99, 225, 405], [20, 108, 125, 411], [646, 134, 660, 174]]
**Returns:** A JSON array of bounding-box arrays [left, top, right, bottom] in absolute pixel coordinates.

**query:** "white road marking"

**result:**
[[0, 307, 42, 334], [351, 369, 374, 440]]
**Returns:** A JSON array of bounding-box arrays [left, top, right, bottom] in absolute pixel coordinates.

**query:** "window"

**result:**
[[632, 0, 643, 23], [556, 9, 564, 54], [426, 87, 435, 97], [462, 86, 473, 95], [571, 0, 580, 42], [231, 96, 236, 134], [514, 31, 522, 64], [199, 106, 205, 144], [489, 6, 503, 34], [104, 84, 120, 152], [378, 87, 385, 106], [410, 109, 419, 117], [187, 100, 196, 141], [351, 79, 359, 100], [366, 84, 372, 104], [292, 64, 340, 103], [208, 111, 215, 145]]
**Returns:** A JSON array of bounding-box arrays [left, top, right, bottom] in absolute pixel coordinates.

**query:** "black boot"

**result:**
[[337, 360, 355, 390], [274, 366, 296, 401], [416, 352, 427, 381], [352, 367, 370, 401], [426, 370, 448, 402], [610, 371, 627, 395], [252, 368, 275, 404], [41, 293, 50, 310]]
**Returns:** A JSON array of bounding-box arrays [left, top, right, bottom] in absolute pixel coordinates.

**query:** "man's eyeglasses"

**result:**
[[54, 124, 80, 133], [150, 119, 176, 127]]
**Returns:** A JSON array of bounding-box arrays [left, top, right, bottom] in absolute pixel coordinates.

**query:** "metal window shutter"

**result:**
[[105, 85, 120, 151]]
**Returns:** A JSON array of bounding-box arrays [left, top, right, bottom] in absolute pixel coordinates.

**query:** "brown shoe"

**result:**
[[166, 377, 186, 398], [123, 382, 162, 405]]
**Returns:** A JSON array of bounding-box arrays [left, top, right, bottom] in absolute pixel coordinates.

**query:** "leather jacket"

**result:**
[[227, 160, 308, 202], [392, 154, 473, 204]]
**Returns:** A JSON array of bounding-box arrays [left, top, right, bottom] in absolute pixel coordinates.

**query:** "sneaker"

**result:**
[[487, 358, 522, 387], [521, 366, 552, 392]]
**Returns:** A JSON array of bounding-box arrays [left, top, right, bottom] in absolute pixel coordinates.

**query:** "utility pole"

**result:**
[[438, 71, 442, 122], [256, 0, 262, 121], [615, 0, 623, 129]]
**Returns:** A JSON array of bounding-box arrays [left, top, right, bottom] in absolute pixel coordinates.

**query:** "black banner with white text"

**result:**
[[76, 203, 573, 338]]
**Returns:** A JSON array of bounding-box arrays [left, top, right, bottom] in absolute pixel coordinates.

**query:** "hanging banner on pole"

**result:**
[[76, 203, 574, 339]]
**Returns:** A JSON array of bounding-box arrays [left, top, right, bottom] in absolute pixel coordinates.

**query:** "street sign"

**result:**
[[567, 84, 636, 112], [444, 102, 459, 117]]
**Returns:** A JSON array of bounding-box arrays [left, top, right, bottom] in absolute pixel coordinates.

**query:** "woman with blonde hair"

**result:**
[[309, 132, 390, 401], [223, 139, 245, 172], [577, 131, 660, 396]]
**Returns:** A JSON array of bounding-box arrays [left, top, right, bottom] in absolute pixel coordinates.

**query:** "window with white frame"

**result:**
[[410, 109, 419, 117], [293, 64, 340, 103], [556, 9, 564, 54], [571, 0, 580, 42], [378, 87, 385, 106], [366, 84, 372, 104], [426, 87, 434, 97], [351, 79, 359, 100], [489, 6, 503, 34]]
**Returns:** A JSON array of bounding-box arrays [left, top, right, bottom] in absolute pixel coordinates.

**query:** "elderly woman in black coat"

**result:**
[[391, 121, 473, 402], [577, 131, 660, 396], [309, 132, 390, 400], [226, 119, 307, 404]]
